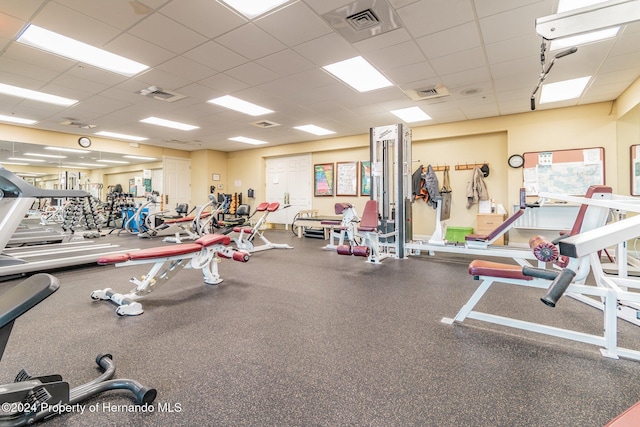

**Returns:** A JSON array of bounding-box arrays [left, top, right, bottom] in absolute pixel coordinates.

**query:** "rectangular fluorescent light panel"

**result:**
[[45, 146, 89, 153], [208, 95, 274, 116], [95, 131, 148, 141], [17, 25, 148, 77], [123, 155, 157, 161], [557, 0, 609, 13], [0, 114, 37, 125], [8, 157, 45, 162], [218, 0, 290, 18], [390, 107, 432, 123], [323, 56, 393, 92], [0, 83, 77, 106], [229, 136, 268, 145], [294, 125, 335, 136], [97, 159, 130, 164], [24, 152, 66, 159], [550, 26, 619, 50], [540, 76, 591, 104], [140, 117, 199, 131]]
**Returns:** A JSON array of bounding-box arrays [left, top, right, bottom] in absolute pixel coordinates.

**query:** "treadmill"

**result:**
[[0, 167, 135, 278]]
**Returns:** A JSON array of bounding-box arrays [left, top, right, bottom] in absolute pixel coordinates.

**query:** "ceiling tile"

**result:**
[[184, 41, 248, 72], [293, 33, 358, 66], [416, 22, 481, 60], [256, 50, 316, 76], [396, 0, 475, 39], [159, 0, 245, 38], [255, 1, 332, 47], [215, 24, 287, 61], [129, 12, 207, 54]]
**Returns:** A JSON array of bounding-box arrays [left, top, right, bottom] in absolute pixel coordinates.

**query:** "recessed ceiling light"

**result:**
[[208, 95, 274, 116], [540, 76, 591, 104], [550, 26, 619, 50], [0, 114, 37, 125], [123, 155, 158, 161], [68, 162, 104, 167], [229, 136, 268, 145], [294, 125, 335, 136], [1, 162, 28, 166], [44, 146, 90, 153], [24, 152, 66, 159], [17, 24, 148, 77], [8, 157, 45, 162], [323, 56, 393, 92], [95, 131, 148, 141], [557, 0, 609, 13], [390, 107, 432, 123], [218, 0, 291, 18], [0, 83, 77, 106], [139, 117, 199, 131], [97, 159, 130, 164]]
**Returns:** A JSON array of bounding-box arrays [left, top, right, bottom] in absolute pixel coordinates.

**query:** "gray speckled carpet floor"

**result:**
[[1, 230, 640, 426]]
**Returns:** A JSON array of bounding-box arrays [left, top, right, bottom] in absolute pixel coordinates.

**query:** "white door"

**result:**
[[163, 156, 191, 211], [265, 154, 312, 226]]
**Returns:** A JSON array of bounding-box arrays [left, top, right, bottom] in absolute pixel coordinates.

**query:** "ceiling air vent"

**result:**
[[251, 120, 281, 129], [404, 85, 450, 101], [346, 9, 380, 31], [322, 0, 402, 43], [138, 86, 186, 103], [59, 119, 97, 129]]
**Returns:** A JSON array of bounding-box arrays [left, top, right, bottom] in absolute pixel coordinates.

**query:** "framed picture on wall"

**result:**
[[631, 145, 640, 196], [336, 161, 358, 196], [314, 163, 334, 196], [360, 161, 371, 196]]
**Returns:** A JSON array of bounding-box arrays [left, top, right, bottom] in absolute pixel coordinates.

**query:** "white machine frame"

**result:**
[[233, 202, 293, 253], [92, 234, 249, 316], [443, 187, 640, 361]]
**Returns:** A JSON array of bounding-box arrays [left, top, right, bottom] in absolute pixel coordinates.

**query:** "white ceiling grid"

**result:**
[[0, 0, 637, 158]]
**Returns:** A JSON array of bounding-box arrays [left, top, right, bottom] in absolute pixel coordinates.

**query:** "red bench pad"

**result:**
[[129, 244, 203, 261], [468, 260, 532, 281], [606, 400, 640, 426], [164, 212, 211, 225], [196, 233, 230, 246], [233, 227, 253, 234], [98, 253, 131, 265]]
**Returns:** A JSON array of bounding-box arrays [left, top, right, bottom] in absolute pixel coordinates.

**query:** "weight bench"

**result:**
[[233, 202, 293, 253], [464, 188, 528, 248], [0, 274, 155, 424], [92, 233, 250, 316]]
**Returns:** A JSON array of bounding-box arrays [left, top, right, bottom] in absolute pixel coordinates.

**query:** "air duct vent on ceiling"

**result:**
[[59, 119, 97, 129], [322, 0, 402, 43], [138, 86, 186, 103], [404, 85, 450, 101], [251, 120, 281, 128], [346, 9, 380, 31]]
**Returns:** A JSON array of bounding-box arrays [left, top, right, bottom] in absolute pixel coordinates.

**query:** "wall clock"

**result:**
[[78, 136, 92, 148], [508, 154, 524, 168]]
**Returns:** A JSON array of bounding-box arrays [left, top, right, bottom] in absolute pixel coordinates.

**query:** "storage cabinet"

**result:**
[[476, 213, 508, 245]]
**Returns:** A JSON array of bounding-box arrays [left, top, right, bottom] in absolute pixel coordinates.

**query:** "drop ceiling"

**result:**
[[0, 0, 639, 155]]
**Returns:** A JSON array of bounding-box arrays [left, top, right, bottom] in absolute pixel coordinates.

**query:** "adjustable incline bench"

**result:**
[[464, 188, 527, 249], [0, 274, 155, 425], [233, 202, 293, 253], [92, 234, 250, 316]]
